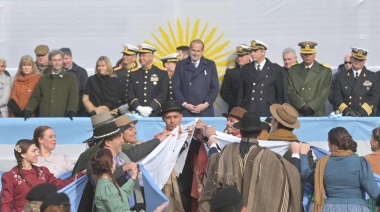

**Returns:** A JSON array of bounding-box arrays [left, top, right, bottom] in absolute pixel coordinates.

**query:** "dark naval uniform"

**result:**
[[287, 61, 332, 116], [168, 72, 175, 100], [114, 62, 139, 105], [128, 65, 169, 116], [240, 59, 284, 116], [332, 67, 380, 116], [220, 64, 247, 112]]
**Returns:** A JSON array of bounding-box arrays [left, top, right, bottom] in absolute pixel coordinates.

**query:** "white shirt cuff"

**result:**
[[291, 154, 300, 159], [209, 143, 217, 149]]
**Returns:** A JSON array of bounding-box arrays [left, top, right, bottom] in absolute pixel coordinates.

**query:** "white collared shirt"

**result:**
[[192, 60, 199, 68], [353, 69, 362, 78], [305, 62, 314, 69], [256, 59, 266, 71]]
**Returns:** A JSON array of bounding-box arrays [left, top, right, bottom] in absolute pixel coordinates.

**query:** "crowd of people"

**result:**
[[1, 101, 380, 212], [1, 37, 380, 212], [0, 37, 378, 119]]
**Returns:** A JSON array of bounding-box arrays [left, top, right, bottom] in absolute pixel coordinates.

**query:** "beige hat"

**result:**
[[115, 115, 138, 128], [270, 103, 300, 129]]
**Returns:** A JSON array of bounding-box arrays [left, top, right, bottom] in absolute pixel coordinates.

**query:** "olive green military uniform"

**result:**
[[287, 61, 332, 116]]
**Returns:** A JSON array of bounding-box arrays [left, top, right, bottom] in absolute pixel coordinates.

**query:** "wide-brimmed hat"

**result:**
[[233, 112, 267, 131], [222, 107, 247, 120], [159, 100, 182, 115], [84, 121, 121, 144], [90, 112, 115, 130], [115, 115, 138, 130], [84, 112, 116, 143], [270, 103, 300, 129]]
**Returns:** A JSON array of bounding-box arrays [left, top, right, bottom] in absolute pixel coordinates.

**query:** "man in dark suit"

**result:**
[[239, 40, 284, 117], [60, 47, 89, 117], [332, 48, 380, 116], [220, 44, 251, 112], [287, 41, 332, 117], [172, 39, 219, 117], [128, 43, 169, 117]]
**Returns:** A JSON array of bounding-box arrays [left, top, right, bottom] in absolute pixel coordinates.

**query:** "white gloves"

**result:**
[[136, 106, 153, 117], [118, 103, 130, 115]]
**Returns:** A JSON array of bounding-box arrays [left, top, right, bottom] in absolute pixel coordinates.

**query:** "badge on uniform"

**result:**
[[151, 74, 159, 85], [363, 80, 372, 90]]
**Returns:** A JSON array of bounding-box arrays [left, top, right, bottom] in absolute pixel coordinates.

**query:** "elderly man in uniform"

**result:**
[[128, 43, 169, 117], [332, 48, 380, 116], [160, 53, 179, 100], [220, 44, 251, 112], [173, 39, 219, 117], [25, 49, 78, 119], [34, 44, 52, 73], [114, 44, 140, 115], [287, 41, 332, 116], [239, 40, 284, 116], [282, 48, 298, 103]]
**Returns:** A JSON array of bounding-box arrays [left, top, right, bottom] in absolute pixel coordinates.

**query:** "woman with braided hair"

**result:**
[[91, 148, 142, 212], [300, 127, 380, 212], [0, 139, 85, 212]]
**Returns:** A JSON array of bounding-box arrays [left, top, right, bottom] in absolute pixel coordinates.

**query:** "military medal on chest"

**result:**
[[151, 74, 159, 85], [363, 80, 372, 90]]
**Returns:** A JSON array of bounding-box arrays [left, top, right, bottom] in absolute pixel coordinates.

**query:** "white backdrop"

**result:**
[[1, 0, 380, 70], [0, 0, 380, 114]]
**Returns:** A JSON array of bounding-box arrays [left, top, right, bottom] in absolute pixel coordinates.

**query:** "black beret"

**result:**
[[26, 183, 58, 201], [40, 193, 70, 211], [210, 187, 243, 211]]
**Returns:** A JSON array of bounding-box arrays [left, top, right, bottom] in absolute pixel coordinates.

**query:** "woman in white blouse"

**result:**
[[33, 126, 75, 176], [0, 56, 11, 117]]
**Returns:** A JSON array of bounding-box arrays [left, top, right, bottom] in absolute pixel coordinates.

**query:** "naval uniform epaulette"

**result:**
[[321, 63, 331, 69], [159, 67, 167, 71], [114, 66, 122, 71]]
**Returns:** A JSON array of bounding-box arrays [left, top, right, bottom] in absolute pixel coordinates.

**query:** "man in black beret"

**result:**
[[40, 193, 70, 212]]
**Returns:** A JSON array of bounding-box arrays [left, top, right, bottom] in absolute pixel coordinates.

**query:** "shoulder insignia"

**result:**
[[159, 67, 167, 71], [322, 63, 331, 68], [131, 67, 139, 72], [113, 66, 122, 71], [291, 62, 298, 67], [228, 66, 235, 69]]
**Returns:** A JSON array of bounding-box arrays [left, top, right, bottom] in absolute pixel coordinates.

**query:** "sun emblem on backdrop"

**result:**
[[144, 18, 235, 108]]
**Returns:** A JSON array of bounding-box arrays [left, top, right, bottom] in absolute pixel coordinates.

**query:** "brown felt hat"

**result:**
[[222, 107, 247, 121], [270, 103, 300, 129]]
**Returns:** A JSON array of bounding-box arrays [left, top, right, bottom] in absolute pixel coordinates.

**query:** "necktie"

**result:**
[[193, 62, 198, 68], [306, 67, 310, 72], [257, 64, 261, 71], [355, 72, 359, 80]]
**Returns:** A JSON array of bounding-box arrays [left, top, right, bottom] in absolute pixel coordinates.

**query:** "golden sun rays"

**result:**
[[144, 18, 235, 108]]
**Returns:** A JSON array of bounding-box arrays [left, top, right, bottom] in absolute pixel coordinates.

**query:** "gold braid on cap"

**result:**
[[14, 145, 22, 153]]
